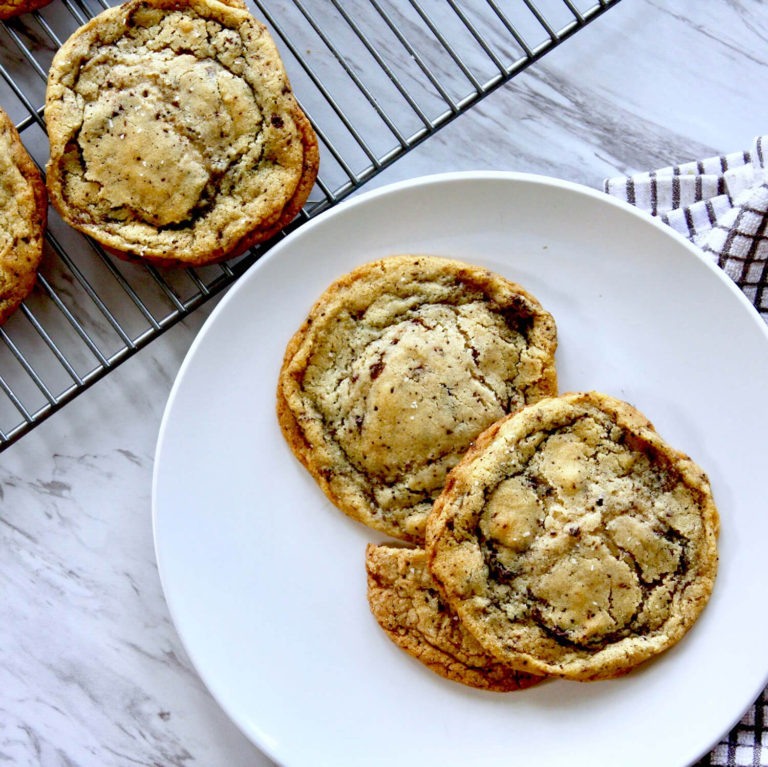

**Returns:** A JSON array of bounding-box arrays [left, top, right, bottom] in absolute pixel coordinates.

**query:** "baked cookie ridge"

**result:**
[[277, 254, 558, 542], [0, 107, 47, 325], [366, 543, 544, 691], [0, 0, 53, 19], [426, 391, 719, 681]]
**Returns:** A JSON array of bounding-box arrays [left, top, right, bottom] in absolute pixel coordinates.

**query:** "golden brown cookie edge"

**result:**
[[0, 106, 47, 325], [0, 0, 53, 19], [365, 543, 545, 692]]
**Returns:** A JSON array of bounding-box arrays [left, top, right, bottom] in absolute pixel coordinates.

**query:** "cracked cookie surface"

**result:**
[[0, 107, 47, 325], [426, 391, 719, 681], [366, 544, 544, 691], [45, 0, 318, 266], [277, 255, 558, 542]]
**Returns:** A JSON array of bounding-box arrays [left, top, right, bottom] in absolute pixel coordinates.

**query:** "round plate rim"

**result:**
[[152, 170, 768, 767]]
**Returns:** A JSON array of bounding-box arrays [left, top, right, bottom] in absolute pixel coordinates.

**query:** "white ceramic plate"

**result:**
[[153, 173, 768, 767]]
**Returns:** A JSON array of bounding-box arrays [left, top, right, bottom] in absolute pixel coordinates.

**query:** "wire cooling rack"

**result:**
[[0, 0, 621, 450]]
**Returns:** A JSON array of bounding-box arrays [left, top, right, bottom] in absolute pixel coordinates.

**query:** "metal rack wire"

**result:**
[[0, 0, 621, 450]]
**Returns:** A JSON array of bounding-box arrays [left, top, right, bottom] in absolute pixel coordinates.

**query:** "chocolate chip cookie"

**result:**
[[45, 0, 318, 266], [0, 107, 47, 325], [366, 543, 544, 691], [426, 391, 719, 681], [277, 255, 558, 543]]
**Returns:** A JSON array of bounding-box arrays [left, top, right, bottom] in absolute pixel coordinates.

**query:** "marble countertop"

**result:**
[[3, 1, 767, 765]]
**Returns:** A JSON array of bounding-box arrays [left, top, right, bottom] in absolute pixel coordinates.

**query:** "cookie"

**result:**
[[426, 391, 719, 681], [0, 0, 53, 19], [366, 543, 543, 691], [45, 0, 318, 266], [0, 107, 47, 325], [277, 255, 558, 543]]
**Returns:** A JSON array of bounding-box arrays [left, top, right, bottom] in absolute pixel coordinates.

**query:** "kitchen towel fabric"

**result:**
[[604, 135, 768, 322]]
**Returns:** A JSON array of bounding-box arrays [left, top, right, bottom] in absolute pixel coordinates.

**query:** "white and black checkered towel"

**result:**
[[604, 136, 768, 322]]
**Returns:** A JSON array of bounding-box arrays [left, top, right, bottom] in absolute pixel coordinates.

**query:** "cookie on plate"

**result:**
[[45, 0, 318, 266], [277, 255, 558, 543], [0, 107, 47, 325], [426, 391, 719, 681], [366, 543, 544, 691]]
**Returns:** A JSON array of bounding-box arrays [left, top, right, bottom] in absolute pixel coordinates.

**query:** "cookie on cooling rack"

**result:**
[[0, 107, 47, 325], [45, 0, 318, 267], [426, 391, 719, 681], [366, 543, 544, 691], [0, 0, 53, 19], [277, 255, 558, 543]]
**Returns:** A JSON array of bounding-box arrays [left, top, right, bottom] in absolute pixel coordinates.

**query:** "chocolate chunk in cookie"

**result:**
[[277, 255, 558, 542], [426, 391, 719, 681]]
